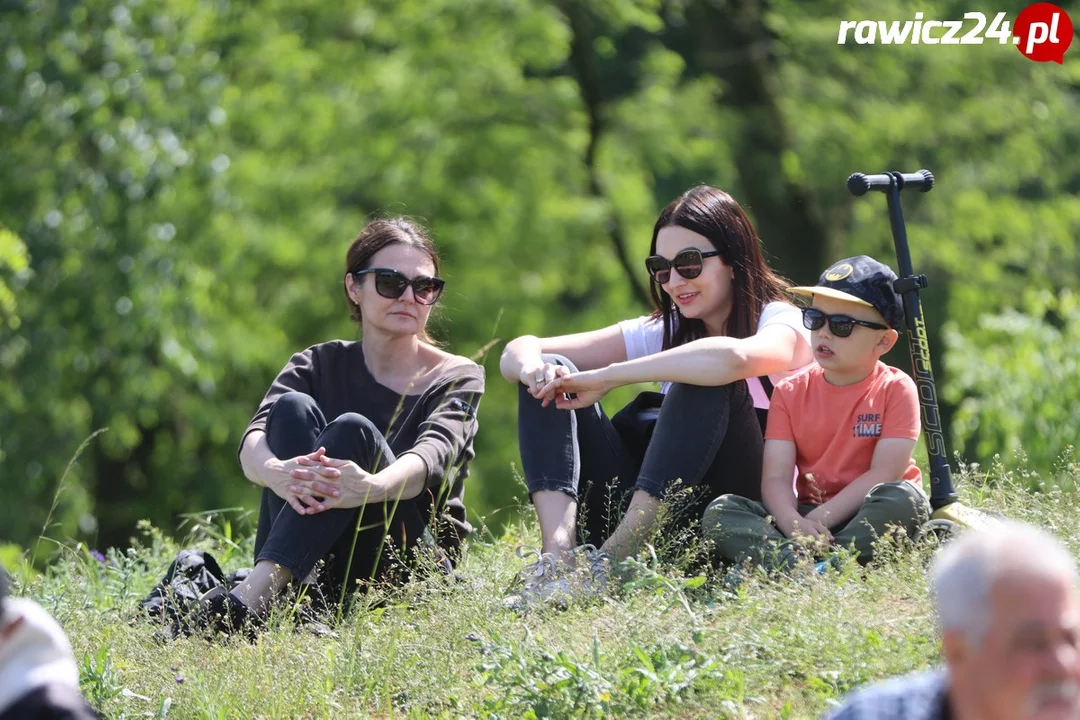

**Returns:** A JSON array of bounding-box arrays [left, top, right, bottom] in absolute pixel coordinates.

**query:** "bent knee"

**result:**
[[274, 391, 318, 411], [869, 480, 925, 502], [540, 353, 579, 371], [332, 412, 378, 433], [702, 494, 742, 526]]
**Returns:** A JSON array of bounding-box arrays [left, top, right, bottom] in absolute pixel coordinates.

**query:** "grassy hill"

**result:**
[[7, 458, 1079, 719]]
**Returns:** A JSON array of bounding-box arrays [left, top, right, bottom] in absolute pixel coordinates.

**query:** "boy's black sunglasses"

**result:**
[[352, 268, 445, 305], [802, 307, 888, 338], [644, 248, 722, 285]]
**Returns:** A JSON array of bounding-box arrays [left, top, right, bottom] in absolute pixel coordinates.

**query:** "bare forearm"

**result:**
[[762, 474, 800, 528], [813, 469, 897, 529], [600, 337, 749, 388], [239, 431, 277, 488], [369, 454, 428, 504], [500, 336, 542, 383], [600, 490, 661, 560]]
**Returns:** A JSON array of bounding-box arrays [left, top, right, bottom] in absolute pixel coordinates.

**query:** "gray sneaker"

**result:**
[[503, 546, 574, 612], [570, 544, 613, 596]]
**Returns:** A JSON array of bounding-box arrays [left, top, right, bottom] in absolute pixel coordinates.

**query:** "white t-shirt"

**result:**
[[617, 301, 811, 409]]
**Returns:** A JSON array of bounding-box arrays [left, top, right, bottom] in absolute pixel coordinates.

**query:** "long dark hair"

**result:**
[[649, 186, 791, 349], [344, 217, 442, 343]]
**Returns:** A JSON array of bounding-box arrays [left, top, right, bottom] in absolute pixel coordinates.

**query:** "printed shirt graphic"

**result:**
[[766, 361, 922, 504]]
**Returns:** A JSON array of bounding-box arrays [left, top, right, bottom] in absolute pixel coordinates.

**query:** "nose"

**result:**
[[399, 284, 417, 303], [665, 270, 686, 289]]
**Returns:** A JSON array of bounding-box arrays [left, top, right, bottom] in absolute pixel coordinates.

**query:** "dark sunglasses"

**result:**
[[352, 268, 445, 305], [644, 248, 722, 285], [802, 307, 888, 338]]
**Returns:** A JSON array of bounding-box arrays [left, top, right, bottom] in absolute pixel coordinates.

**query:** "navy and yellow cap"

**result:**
[[788, 255, 905, 329]]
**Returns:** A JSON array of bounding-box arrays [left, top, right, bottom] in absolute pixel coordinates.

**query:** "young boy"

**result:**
[[703, 255, 930, 571]]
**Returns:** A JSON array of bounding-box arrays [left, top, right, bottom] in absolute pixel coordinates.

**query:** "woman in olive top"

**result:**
[[208, 218, 484, 632]]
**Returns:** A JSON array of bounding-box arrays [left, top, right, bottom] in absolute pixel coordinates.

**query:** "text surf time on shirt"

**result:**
[[836, 3, 1074, 63]]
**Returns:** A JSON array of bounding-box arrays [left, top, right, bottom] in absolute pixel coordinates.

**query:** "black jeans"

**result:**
[[518, 355, 765, 547], [253, 392, 430, 590]]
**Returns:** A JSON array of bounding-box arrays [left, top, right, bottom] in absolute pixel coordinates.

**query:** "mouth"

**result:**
[[815, 343, 834, 359], [390, 311, 416, 319], [674, 291, 699, 306]]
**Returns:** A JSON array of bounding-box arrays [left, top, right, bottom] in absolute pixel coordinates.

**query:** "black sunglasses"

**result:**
[[802, 307, 888, 338], [644, 248, 722, 285], [352, 268, 445, 305]]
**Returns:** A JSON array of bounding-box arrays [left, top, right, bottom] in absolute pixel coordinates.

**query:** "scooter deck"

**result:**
[[930, 502, 1000, 530]]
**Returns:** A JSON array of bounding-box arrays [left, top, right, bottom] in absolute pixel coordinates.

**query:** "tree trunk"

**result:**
[[560, 0, 652, 308], [685, 0, 829, 284]]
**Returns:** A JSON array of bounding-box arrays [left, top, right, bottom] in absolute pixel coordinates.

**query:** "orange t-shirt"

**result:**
[[765, 361, 923, 505]]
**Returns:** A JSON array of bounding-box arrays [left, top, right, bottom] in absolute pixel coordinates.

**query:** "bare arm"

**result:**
[[239, 430, 274, 487], [499, 324, 629, 384], [760, 439, 804, 537], [547, 324, 811, 410], [805, 438, 918, 529], [600, 324, 808, 388]]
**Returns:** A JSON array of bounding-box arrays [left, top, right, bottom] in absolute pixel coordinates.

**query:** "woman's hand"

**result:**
[[286, 455, 384, 513], [263, 448, 339, 515], [519, 361, 570, 399], [539, 369, 615, 410]]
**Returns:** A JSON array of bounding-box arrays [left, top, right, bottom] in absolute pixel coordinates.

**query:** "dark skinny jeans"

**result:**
[[252, 392, 431, 591], [518, 355, 765, 547]]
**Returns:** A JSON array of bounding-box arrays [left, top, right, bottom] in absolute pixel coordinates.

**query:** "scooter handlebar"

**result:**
[[847, 169, 935, 196]]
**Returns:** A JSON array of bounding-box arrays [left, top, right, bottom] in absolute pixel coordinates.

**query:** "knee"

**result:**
[[517, 354, 576, 403], [266, 392, 321, 435], [869, 480, 923, 503], [702, 494, 741, 529], [868, 481, 930, 517], [320, 412, 381, 455], [273, 391, 319, 414], [540, 353, 579, 372], [327, 412, 379, 437]]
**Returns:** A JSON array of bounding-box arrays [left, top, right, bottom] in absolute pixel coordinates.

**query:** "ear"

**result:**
[[877, 328, 899, 355], [0, 615, 25, 642], [942, 629, 967, 668], [344, 273, 360, 302]]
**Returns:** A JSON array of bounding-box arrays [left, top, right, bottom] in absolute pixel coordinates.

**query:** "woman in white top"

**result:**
[[499, 185, 813, 609]]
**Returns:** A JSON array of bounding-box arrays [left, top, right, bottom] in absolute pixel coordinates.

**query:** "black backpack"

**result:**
[[140, 550, 249, 638]]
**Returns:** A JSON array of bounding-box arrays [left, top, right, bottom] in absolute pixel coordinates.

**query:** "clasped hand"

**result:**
[[519, 362, 613, 410], [267, 447, 380, 515], [778, 508, 833, 542]]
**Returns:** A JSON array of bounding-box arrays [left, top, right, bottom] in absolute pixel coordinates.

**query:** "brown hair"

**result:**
[[649, 186, 791, 349], [344, 217, 442, 343]]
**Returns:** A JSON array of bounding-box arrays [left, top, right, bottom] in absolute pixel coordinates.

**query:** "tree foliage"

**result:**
[[1, 0, 1077, 551]]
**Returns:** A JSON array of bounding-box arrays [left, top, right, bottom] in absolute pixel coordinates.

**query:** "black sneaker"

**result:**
[[198, 586, 261, 639]]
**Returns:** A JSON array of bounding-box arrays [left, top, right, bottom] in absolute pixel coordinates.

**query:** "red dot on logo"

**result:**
[[1014, 3, 1074, 63]]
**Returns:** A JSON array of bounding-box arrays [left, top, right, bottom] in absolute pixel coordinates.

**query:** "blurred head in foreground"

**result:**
[[935, 521, 1080, 720]]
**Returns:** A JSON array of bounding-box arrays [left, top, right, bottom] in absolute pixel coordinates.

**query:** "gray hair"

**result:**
[[932, 520, 1078, 646]]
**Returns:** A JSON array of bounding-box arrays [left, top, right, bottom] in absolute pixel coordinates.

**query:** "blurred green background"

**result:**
[[1, 0, 1078, 555]]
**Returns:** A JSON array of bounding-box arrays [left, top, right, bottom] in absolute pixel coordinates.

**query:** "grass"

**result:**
[[8, 454, 1080, 719]]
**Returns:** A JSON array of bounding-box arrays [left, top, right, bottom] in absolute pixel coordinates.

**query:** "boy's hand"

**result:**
[[795, 517, 832, 540], [778, 512, 832, 540], [775, 512, 831, 540], [803, 505, 836, 532]]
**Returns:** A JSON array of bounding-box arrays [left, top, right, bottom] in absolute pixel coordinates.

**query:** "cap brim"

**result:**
[[787, 286, 874, 307]]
